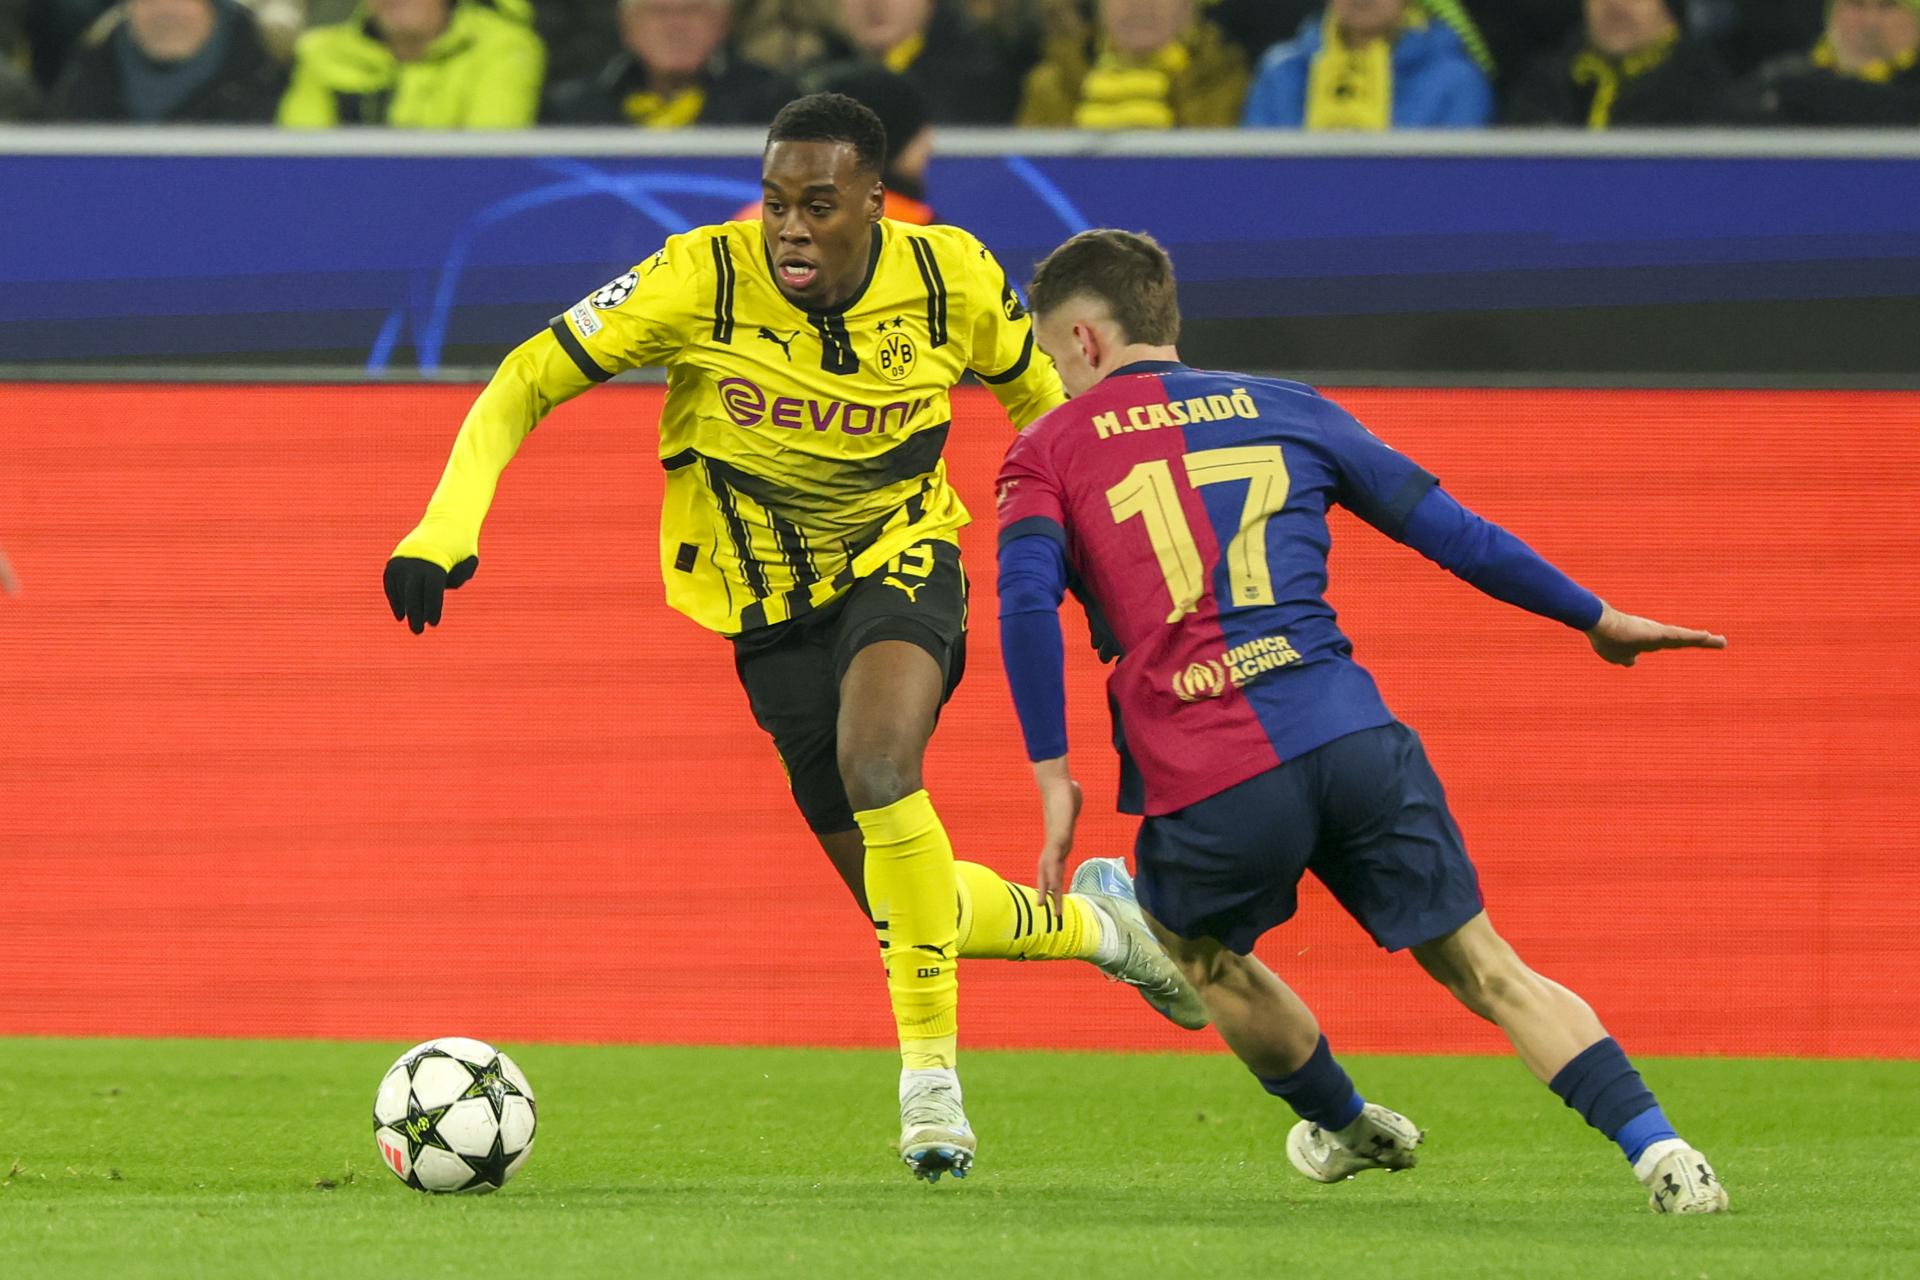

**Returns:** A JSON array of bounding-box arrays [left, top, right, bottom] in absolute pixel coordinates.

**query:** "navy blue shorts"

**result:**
[[1133, 722, 1483, 955]]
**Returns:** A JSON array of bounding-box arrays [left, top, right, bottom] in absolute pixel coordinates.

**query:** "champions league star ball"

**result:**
[[372, 1037, 537, 1193]]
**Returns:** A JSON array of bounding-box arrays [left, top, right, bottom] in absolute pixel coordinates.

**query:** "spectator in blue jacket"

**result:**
[[1243, 0, 1494, 128]]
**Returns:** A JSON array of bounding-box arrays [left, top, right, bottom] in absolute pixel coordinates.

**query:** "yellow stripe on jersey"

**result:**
[[393, 219, 1067, 635]]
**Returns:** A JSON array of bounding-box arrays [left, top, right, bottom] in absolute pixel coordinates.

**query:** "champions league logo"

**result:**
[[590, 271, 639, 310]]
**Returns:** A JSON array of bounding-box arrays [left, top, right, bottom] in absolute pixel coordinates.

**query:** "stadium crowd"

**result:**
[[2, 0, 1917, 128]]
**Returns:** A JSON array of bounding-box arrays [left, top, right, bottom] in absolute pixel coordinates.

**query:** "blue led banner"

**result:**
[[3, 134, 1916, 378]]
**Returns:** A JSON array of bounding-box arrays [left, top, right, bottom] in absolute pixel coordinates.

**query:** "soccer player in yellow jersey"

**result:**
[[383, 93, 1205, 1182]]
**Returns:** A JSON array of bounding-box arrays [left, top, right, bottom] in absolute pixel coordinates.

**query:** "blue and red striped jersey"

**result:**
[[995, 361, 1438, 815]]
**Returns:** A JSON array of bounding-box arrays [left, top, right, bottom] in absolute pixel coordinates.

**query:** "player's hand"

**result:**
[[1032, 757, 1082, 918], [384, 555, 479, 635], [1585, 602, 1726, 667]]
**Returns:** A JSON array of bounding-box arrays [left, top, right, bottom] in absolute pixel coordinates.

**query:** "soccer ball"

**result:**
[[372, 1037, 537, 1193]]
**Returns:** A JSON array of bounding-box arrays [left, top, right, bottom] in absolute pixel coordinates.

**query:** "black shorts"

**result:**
[[731, 539, 968, 834], [1133, 722, 1484, 955]]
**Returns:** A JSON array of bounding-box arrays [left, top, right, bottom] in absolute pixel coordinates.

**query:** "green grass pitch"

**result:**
[[2, 1039, 1914, 1279]]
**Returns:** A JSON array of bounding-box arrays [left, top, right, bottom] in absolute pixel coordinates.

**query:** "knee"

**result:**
[[838, 743, 921, 814]]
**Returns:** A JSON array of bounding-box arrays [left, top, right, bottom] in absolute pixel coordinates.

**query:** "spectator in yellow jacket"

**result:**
[[279, 0, 544, 126], [1017, 0, 1248, 127]]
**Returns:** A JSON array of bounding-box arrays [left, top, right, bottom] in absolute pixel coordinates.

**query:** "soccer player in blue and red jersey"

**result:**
[[994, 230, 1732, 1215]]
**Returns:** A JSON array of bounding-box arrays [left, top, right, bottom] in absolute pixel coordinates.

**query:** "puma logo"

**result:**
[[756, 326, 797, 360], [883, 576, 923, 602]]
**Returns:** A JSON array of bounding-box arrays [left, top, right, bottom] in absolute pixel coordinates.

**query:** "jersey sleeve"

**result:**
[[961, 235, 1067, 429], [546, 238, 703, 382], [1400, 485, 1604, 630], [1320, 403, 1439, 539], [997, 536, 1071, 762], [994, 419, 1070, 549], [390, 327, 599, 569], [390, 237, 705, 569]]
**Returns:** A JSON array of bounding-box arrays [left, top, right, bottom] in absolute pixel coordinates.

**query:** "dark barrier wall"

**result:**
[[5, 138, 1920, 379], [2, 383, 1915, 1056]]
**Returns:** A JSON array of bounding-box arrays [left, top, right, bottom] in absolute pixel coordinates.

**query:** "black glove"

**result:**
[[384, 555, 479, 635]]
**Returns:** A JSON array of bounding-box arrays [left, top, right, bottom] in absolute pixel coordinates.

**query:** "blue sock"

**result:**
[[1614, 1106, 1679, 1166], [1548, 1038, 1676, 1165], [1256, 1035, 1365, 1130]]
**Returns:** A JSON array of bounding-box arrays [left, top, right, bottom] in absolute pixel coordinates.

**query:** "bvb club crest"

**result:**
[[877, 331, 917, 383]]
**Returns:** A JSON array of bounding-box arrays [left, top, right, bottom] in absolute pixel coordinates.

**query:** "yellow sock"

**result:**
[[857, 790, 959, 1071], [953, 861, 1104, 962]]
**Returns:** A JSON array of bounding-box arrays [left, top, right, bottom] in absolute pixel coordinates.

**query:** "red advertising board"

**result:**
[[1, 384, 1914, 1057]]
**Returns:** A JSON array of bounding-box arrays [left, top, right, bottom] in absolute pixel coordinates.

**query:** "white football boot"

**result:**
[[898, 1070, 975, 1184], [1286, 1103, 1425, 1182], [1636, 1140, 1730, 1215], [1070, 857, 1210, 1031]]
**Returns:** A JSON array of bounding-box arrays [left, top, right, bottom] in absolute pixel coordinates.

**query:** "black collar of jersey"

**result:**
[[1109, 359, 1188, 378], [759, 223, 884, 319]]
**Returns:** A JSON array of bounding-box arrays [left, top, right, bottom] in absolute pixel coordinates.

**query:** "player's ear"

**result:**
[[866, 179, 884, 222], [1074, 320, 1102, 371]]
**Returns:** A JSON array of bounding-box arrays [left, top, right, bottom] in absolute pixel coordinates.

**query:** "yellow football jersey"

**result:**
[[394, 218, 1065, 634]]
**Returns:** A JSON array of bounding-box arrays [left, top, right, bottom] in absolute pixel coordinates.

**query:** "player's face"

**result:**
[[760, 141, 885, 311], [1034, 305, 1102, 399]]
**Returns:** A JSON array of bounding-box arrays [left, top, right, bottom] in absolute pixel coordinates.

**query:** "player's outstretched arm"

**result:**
[[385, 330, 596, 634], [384, 244, 696, 634], [1584, 603, 1727, 667], [1390, 486, 1727, 666]]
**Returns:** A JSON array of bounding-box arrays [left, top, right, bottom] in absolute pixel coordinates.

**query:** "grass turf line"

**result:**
[[1, 1039, 1914, 1279]]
